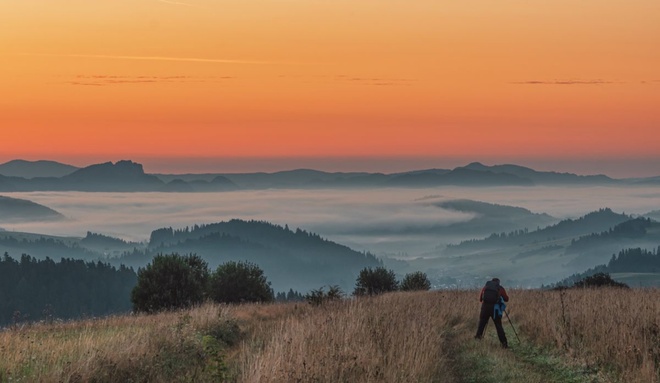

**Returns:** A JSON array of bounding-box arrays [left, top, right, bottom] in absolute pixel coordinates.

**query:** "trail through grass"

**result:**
[[445, 319, 609, 383]]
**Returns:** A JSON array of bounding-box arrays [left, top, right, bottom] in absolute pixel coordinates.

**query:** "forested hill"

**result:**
[[432, 209, 654, 286], [563, 217, 660, 269], [0, 231, 143, 261], [553, 247, 660, 287], [447, 208, 630, 252], [0, 220, 382, 292], [135, 220, 382, 292], [567, 217, 657, 252]]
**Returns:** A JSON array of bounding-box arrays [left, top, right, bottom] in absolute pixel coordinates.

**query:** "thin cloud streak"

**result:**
[[65, 75, 235, 86], [510, 79, 617, 85], [14, 53, 296, 66], [332, 75, 416, 87]]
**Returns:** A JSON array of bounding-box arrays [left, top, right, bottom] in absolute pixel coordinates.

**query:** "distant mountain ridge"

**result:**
[[156, 162, 634, 189], [0, 159, 656, 192], [461, 162, 614, 184], [61, 161, 164, 191], [0, 160, 78, 178]]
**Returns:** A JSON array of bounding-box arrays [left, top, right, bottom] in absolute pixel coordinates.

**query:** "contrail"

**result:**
[[12, 53, 283, 65]]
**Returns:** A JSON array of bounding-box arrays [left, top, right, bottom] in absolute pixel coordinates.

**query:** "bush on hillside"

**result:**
[[573, 272, 629, 288], [305, 285, 344, 305], [400, 271, 432, 291], [353, 267, 399, 296], [209, 261, 274, 303], [131, 253, 209, 313]]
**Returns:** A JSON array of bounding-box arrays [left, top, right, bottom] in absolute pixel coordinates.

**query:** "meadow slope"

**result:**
[[1, 289, 658, 382]]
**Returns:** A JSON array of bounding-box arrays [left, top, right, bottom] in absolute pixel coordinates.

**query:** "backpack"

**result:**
[[482, 280, 501, 304], [493, 296, 506, 318]]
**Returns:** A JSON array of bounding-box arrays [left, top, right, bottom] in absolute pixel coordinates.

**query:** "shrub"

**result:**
[[209, 261, 274, 304], [305, 285, 344, 305], [400, 271, 432, 291], [573, 272, 629, 288], [353, 267, 398, 296], [131, 253, 209, 313]]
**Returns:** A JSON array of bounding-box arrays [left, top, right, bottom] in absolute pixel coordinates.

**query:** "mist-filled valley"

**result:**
[[1, 184, 659, 292]]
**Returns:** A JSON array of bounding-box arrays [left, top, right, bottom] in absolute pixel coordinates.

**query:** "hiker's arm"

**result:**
[[479, 287, 485, 302], [500, 287, 509, 302]]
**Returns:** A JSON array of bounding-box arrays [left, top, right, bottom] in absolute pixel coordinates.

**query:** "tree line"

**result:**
[[0, 253, 136, 326], [0, 250, 433, 324], [551, 247, 660, 288], [131, 255, 432, 313]]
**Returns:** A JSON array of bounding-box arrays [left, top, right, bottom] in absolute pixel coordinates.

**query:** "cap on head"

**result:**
[[491, 278, 500, 283]]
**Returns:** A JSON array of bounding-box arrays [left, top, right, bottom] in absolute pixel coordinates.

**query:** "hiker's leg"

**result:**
[[475, 304, 490, 338], [493, 316, 508, 346]]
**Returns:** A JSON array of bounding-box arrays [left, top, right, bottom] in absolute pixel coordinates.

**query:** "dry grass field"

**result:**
[[1, 288, 658, 382]]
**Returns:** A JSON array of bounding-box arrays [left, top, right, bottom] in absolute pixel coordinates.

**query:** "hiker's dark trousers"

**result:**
[[475, 303, 508, 346]]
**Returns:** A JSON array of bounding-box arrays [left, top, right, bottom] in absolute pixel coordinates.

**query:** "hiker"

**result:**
[[474, 277, 509, 348]]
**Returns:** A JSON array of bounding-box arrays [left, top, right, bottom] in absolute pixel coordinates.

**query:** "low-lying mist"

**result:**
[[4, 185, 658, 259]]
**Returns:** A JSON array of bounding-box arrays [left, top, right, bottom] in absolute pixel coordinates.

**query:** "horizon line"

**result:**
[[1, 156, 659, 179]]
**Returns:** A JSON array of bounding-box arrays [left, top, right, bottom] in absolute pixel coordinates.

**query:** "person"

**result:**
[[474, 277, 509, 348]]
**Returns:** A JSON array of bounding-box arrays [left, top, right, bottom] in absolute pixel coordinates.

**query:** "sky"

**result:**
[[1, 0, 659, 177]]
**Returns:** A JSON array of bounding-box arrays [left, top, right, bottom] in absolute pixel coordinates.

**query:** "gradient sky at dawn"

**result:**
[[1, 0, 659, 176]]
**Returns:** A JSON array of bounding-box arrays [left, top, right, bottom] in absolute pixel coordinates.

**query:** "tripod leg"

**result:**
[[504, 310, 522, 344]]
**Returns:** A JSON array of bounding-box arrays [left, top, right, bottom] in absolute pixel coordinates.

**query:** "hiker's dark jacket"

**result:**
[[479, 285, 509, 303]]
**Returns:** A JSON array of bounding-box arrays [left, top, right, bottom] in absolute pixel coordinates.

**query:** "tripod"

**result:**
[[504, 309, 521, 344]]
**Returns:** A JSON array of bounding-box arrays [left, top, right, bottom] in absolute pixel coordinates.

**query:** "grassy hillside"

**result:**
[[1, 289, 658, 382]]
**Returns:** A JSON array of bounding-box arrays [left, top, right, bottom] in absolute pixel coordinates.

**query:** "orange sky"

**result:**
[[1, 0, 659, 176]]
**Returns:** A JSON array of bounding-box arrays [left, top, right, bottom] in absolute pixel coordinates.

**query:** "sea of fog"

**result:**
[[4, 185, 659, 257]]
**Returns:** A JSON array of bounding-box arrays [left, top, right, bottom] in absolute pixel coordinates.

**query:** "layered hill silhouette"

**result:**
[[156, 163, 623, 189], [0, 208, 657, 289], [341, 199, 556, 239], [435, 199, 556, 234], [61, 161, 163, 191], [0, 220, 382, 292], [554, 247, 660, 287], [461, 162, 613, 184], [0, 161, 238, 192], [138, 220, 382, 292], [445, 208, 632, 254], [1, 159, 654, 192], [0, 195, 64, 222], [0, 160, 78, 178], [431, 208, 660, 286]]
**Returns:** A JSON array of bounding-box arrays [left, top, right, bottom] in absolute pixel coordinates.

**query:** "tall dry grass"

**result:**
[[0, 288, 658, 382], [512, 288, 660, 383], [0, 304, 236, 382], [238, 292, 464, 383]]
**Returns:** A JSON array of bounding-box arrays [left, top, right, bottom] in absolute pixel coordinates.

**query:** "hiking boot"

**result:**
[[474, 335, 482, 340], [501, 343, 508, 349]]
